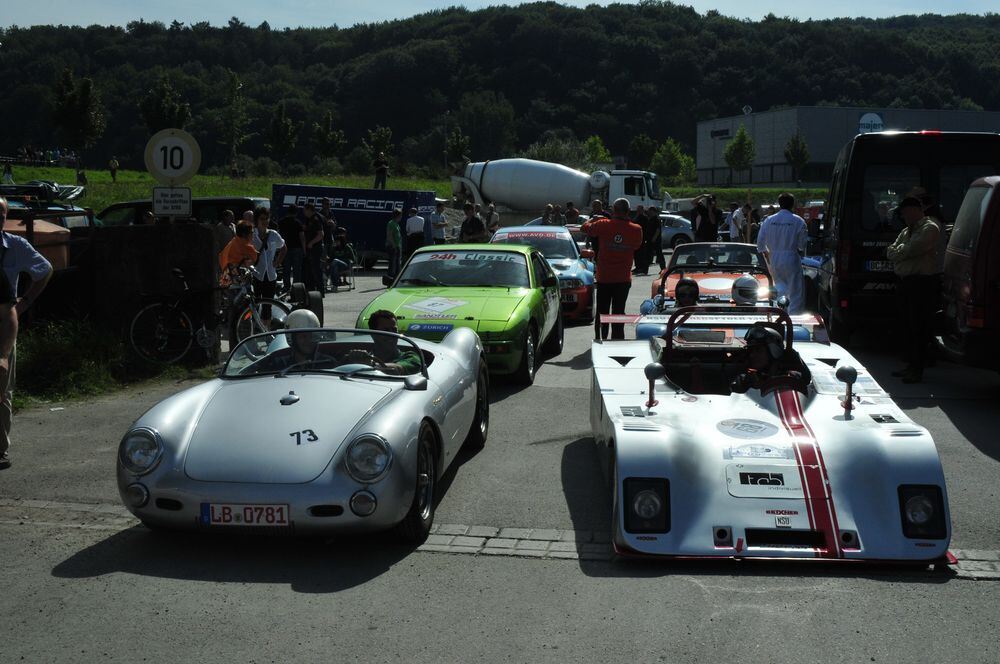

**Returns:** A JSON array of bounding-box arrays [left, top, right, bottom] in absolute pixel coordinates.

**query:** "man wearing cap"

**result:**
[[886, 196, 942, 384], [582, 198, 643, 341]]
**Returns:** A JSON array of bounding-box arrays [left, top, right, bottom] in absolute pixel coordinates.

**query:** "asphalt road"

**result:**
[[2, 269, 999, 663]]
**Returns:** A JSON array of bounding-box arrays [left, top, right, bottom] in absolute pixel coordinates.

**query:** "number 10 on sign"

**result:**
[[144, 128, 201, 186]]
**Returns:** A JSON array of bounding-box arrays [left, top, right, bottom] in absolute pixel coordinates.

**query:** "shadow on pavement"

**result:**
[[51, 528, 419, 593], [549, 348, 592, 371], [559, 436, 957, 584]]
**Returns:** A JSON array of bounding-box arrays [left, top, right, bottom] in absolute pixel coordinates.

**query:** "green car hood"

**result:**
[[363, 287, 529, 334]]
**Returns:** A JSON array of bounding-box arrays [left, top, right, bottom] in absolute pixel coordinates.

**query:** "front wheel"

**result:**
[[514, 324, 538, 386], [129, 303, 193, 364], [463, 359, 490, 450], [394, 422, 437, 543], [231, 298, 291, 345]]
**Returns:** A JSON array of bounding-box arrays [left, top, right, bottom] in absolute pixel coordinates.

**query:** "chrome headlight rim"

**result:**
[[904, 495, 934, 525], [118, 426, 164, 476], [344, 433, 393, 484]]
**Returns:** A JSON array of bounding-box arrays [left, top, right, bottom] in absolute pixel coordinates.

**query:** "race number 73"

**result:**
[[290, 429, 318, 445]]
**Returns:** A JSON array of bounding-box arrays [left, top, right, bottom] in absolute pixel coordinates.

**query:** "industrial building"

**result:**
[[696, 106, 1000, 187]]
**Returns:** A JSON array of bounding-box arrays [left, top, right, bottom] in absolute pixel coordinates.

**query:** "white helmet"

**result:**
[[732, 275, 759, 305], [285, 309, 320, 329]]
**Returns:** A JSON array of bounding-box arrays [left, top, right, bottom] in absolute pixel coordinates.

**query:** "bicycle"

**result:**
[[128, 267, 291, 365]]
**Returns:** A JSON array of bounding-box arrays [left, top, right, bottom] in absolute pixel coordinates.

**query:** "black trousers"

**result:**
[[898, 274, 939, 370], [594, 281, 631, 340], [651, 238, 665, 270], [253, 278, 277, 320], [406, 234, 424, 258]]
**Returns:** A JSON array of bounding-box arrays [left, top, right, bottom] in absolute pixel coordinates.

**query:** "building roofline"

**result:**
[[698, 105, 1000, 126]]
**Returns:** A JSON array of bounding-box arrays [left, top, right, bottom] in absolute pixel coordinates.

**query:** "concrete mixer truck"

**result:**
[[450, 158, 672, 213]]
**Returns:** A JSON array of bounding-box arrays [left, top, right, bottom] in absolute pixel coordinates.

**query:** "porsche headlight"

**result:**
[[898, 484, 947, 539], [560, 278, 584, 289], [345, 434, 392, 483], [118, 427, 163, 475]]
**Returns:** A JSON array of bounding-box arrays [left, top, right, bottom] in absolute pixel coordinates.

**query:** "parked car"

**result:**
[[97, 196, 270, 226], [490, 225, 595, 322], [116, 326, 489, 542], [358, 244, 563, 385], [938, 175, 1000, 369], [813, 131, 1000, 345], [660, 213, 694, 248]]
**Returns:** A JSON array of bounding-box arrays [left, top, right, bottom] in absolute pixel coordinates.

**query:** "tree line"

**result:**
[[1, 3, 996, 181]]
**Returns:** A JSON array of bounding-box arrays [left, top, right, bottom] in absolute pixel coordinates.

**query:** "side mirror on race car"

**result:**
[[382, 275, 395, 287], [404, 375, 428, 391], [776, 294, 790, 310], [835, 365, 858, 420]]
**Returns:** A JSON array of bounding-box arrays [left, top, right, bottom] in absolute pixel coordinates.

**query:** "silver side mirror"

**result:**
[[404, 375, 428, 391], [776, 295, 790, 310], [835, 365, 857, 420]]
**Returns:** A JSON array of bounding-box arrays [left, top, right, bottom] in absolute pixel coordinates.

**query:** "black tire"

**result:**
[[231, 298, 291, 345], [129, 303, 193, 365], [306, 290, 325, 325], [671, 234, 690, 249], [394, 422, 437, 543], [290, 282, 307, 306], [543, 313, 564, 356], [514, 324, 538, 386], [463, 359, 490, 450]]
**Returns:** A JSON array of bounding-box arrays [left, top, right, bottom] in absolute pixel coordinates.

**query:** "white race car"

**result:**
[[590, 305, 951, 562]]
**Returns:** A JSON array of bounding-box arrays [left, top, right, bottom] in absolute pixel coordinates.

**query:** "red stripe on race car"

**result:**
[[774, 389, 842, 559]]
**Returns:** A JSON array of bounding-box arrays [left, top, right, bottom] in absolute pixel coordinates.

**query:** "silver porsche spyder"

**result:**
[[116, 326, 489, 543]]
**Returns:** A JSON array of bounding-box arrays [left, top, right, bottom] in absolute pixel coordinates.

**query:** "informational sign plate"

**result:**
[[144, 128, 201, 186], [152, 187, 192, 217]]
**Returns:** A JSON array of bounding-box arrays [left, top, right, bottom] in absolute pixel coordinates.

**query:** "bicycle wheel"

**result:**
[[129, 303, 194, 364], [230, 298, 291, 347]]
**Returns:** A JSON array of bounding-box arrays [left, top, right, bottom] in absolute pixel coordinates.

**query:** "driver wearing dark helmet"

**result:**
[[731, 322, 811, 394]]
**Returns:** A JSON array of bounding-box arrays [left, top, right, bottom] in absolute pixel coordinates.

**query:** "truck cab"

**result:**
[[607, 170, 662, 210]]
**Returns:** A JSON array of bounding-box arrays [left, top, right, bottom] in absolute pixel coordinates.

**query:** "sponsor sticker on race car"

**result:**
[[408, 323, 453, 333], [405, 297, 468, 314], [725, 463, 803, 498], [723, 443, 795, 460], [716, 419, 780, 440]]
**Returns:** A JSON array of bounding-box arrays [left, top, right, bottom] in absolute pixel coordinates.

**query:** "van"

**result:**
[[814, 131, 1000, 344], [938, 176, 1000, 368], [97, 196, 269, 226]]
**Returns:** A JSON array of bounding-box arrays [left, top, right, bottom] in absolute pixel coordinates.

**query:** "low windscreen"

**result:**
[[670, 244, 763, 269]]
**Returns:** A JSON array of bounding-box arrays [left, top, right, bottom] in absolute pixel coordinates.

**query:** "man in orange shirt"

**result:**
[[219, 222, 258, 286], [582, 198, 644, 340]]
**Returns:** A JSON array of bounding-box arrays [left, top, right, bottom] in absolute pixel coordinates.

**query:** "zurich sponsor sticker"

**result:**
[[408, 323, 453, 333]]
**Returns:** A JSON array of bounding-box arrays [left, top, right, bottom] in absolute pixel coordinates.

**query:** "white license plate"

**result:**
[[201, 503, 290, 527], [561, 293, 578, 302], [865, 260, 893, 272]]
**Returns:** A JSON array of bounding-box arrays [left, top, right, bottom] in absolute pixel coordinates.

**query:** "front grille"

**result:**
[[745, 528, 826, 549]]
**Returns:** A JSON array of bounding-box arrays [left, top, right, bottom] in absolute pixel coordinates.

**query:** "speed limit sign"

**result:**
[[144, 128, 201, 186]]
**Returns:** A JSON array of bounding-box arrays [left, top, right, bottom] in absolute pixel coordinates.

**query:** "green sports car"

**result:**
[[356, 244, 563, 384]]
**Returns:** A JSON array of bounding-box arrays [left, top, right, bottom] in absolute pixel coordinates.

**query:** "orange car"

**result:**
[[650, 242, 772, 303]]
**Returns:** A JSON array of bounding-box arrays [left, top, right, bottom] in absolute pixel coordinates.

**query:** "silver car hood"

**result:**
[[184, 375, 393, 484]]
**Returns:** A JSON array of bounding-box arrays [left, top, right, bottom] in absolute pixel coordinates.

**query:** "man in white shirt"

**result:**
[[429, 202, 448, 244], [404, 207, 426, 258], [483, 203, 500, 235], [757, 193, 808, 314]]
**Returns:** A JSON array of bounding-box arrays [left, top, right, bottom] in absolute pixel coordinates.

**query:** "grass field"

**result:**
[[7, 165, 453, 215], [7, 165, 827, 215]]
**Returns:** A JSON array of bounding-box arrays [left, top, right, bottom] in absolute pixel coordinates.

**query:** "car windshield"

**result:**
[[223, 329, 425, 379], [397, 250, 530, 288], [491, 231, 578, 259], [669, 244, 763, 269]]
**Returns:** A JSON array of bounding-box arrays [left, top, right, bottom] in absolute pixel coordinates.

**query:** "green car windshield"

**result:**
[[398, 250, 530, 288], [492, 231, 578, 259]]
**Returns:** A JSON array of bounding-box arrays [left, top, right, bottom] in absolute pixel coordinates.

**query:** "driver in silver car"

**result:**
[[347, 310, 422, 375]]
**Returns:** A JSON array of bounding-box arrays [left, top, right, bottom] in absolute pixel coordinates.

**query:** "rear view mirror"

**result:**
[[542, 276, 558, 288], [382, 275, 395, 287], [404, 375, 428, 391], [580, 248, 595, 259]]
